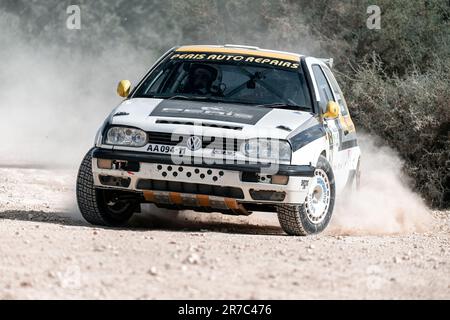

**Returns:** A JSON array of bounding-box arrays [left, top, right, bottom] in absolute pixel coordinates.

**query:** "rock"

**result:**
[[93, 245, 105, 252], [185, 253, 201, 265], [148, 267, 158, 276], [20, 281, 32, 288], [299, 256, 309, 261]]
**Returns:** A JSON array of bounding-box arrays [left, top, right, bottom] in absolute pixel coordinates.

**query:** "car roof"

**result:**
[[176, 44, 304, 62]]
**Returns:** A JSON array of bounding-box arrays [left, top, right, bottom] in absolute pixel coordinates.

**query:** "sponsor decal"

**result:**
[[171, 52, 300, 70], [161, 106, 252, 121], [301, 179, 309, 190], [151, 100, 270, 125]]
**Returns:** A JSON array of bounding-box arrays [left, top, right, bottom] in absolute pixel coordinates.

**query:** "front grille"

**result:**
[[137, 179, 244, 199], [147, 131, 242, 151]]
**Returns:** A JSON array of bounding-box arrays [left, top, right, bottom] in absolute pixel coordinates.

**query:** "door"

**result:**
[[310, 65, 340, 164], [309, 63, 349, 192]]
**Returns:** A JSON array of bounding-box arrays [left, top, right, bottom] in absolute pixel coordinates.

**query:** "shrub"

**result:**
[[342, 55, 450, 208]]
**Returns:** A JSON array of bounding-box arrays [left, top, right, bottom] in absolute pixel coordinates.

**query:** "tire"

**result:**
[[277, 155, 335, 236], [76, 148, 138, 227]]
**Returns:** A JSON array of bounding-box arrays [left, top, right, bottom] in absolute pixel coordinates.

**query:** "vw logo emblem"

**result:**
[[186, 136, 202, 151]]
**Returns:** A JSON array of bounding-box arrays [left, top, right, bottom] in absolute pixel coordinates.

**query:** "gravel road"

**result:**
[[0, 167, 449, 299]]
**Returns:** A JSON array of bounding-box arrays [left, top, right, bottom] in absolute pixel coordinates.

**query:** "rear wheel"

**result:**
[[76, 149, 138, 227], [277, 155, 335, 236]]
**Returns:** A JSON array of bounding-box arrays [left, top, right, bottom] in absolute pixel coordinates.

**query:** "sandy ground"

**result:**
[[0, 167, 449, 299]]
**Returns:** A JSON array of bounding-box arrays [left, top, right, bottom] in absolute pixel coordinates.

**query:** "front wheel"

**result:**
[[277, 155, 335, 236], [76, 149, 138, 227]]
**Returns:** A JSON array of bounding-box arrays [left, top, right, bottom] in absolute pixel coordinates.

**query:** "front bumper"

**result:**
[[91, 148, 314, 210]]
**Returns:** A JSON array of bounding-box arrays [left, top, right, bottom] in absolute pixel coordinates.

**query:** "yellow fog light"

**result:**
[[271, 175, 289, 185], [97, 159, 113, 169]]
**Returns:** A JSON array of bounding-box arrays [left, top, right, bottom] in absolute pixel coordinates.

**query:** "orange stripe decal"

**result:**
[[169, 192, 183, 204], [224, 198, 239, 210], [143, 191, 155, 202], [196, 195, 210, 207]]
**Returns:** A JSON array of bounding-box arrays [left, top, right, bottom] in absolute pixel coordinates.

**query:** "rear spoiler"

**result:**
[[319, 58, 334, 68]]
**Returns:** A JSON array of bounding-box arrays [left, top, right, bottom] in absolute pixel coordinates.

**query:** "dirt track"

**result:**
[[0, 167, 449, 299]]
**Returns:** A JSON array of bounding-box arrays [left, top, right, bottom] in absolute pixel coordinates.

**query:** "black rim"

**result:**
[[100, 190, 135, 221]]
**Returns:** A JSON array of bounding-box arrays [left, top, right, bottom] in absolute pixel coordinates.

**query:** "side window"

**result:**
[[323, 67, 349, 116], [312, 65, 334, 113]]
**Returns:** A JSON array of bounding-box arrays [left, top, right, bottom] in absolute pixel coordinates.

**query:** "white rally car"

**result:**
[[76, 44, 361, 236]]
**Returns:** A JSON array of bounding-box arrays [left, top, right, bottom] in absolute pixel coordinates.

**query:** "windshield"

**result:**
[[133, 52, 312, 110]]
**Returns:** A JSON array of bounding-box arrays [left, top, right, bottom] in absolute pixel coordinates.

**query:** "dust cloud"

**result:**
[[329, 134, 432, 235], [0, 11, 153, 169]]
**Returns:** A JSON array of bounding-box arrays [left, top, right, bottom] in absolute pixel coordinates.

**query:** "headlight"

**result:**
[[241, 138, 291, 162], [105, 127, 147, 147]]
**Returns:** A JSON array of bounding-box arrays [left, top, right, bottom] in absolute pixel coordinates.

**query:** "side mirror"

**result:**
[[117, 80, 131, 98], [323, 101, 340, 119]]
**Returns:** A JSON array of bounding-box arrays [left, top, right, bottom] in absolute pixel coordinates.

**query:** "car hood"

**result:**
[[109, 98, 315, 140]]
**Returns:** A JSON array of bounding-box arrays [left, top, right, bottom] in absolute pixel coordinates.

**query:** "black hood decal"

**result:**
[[150, 100, 271, 125]]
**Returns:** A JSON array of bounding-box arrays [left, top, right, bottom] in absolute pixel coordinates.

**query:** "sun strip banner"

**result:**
[[170, 52, 300, 70]]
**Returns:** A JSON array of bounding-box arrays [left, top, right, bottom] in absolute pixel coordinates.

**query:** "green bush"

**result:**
[[343, 55, 450, 208]]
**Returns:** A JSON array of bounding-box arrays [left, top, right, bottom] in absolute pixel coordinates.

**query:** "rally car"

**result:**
[[76, 44, 361, 236]]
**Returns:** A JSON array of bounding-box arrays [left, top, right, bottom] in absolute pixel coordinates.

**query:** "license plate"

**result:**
[[147, 144, 186, 155]]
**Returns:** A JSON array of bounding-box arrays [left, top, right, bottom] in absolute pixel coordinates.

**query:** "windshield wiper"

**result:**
[[166, 95, 225, 103], [167, 95, 201, 101], [257, 103, 311, 111]]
